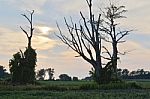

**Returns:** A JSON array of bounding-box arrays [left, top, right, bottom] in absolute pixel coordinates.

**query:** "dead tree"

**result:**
[[19, 10, 36, 84], [57, 0, 103, 83], [20, 10, 34, 48], [101, 4, 132, 79]]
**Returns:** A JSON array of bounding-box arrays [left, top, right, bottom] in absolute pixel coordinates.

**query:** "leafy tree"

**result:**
[[129, 71, 136, 76], [136, 69, 145, 75], [9, 52, 22, 83], [46, 68, 55, 81], [59, 74, 71, 81], [0, 65, 10, 80], [36, 69, 46, 80], [0, 65, 6, 77], [122, 69, 129, 76], [73, 77, 78, 81]]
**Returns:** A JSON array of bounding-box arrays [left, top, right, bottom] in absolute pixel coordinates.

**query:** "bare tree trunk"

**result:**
[[20, 10, 34, 48], [94, 65, 101, 83], [112, 41, 118, 79], [28, 37, 32, 48]]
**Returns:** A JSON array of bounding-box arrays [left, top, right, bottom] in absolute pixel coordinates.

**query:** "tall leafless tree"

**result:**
[[57, 0, 103, 83], [101, 4, 132, 79], [20, 10, 34, 48]]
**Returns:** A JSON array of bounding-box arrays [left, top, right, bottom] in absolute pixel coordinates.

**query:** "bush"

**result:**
[[73, 77, 78, 81]]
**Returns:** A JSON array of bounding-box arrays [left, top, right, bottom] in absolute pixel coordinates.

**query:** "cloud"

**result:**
[[0, 26, 57, 52], [35, 24, 56, 37], [32, 36, 58, 51], [59, 49, 78, 59], [117, 40, 150, 70], [1, 0, 150, 78]]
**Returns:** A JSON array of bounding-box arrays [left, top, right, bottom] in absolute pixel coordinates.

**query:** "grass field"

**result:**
[[0, 80, 149, 99], [127, 79, 150, 89]]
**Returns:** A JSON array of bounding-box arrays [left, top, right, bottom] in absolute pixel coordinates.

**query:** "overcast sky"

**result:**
[[0, 0, 150, 78]]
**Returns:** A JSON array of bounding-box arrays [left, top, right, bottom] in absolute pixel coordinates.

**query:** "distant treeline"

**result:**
[[83, 68, 150, 81], [0, 65, 150, 81], [118, 69, 150, 79]]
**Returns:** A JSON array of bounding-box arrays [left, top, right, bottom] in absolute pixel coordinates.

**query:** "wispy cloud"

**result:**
[[32, 36, 58, 51]]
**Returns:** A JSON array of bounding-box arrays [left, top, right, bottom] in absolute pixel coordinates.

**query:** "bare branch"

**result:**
[[118, 49, 135, 55], [101, 56, 111, 60], [117, 30, 132, 42], [102, 46, 112, 58], [80, 12, 92, 39], [20, 26, 29, 38]]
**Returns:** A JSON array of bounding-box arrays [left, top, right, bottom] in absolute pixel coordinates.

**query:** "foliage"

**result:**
[[9, 10, 37, 85], [117, 68, 150, 79], [0, 65, 10, 79], [36, 69, 46, 80], [59, 74, 71, 81], [46, 68, 55, 80], [36, 68, 55, 80], [73, 77, 78, 81], [9, 47, 37, 84]]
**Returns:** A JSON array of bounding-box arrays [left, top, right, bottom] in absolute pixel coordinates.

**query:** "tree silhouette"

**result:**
[[57, 0, 131, 83], [0, 65, 9, 79], [9, 10, 37, 84], [122, 69, 129, 76], [57, 0, 103, 83], [59, 74, 71, 81], [101, 4, 132, 79], [46, 68, 55, 81], [20, 10, 34, 48], [36, 69, 46, 80]]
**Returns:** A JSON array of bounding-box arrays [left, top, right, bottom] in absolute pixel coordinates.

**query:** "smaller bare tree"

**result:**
[[100, 4, 132, 79], [20, 10, 34, 48]]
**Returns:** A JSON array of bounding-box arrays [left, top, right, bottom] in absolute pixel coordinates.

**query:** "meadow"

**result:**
[[0, 80, 149, 99]]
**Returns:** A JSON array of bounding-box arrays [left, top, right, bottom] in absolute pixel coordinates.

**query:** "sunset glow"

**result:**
[[0, 0, 150, 78]]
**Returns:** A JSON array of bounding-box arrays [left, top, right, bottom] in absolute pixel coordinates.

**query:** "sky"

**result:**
[[0, 0, 150, 79]]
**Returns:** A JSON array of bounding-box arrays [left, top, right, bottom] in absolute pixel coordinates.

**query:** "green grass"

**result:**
[[126, 79, 150, 89], [0, 90, 149, 99], [0, 80, 149, 99]]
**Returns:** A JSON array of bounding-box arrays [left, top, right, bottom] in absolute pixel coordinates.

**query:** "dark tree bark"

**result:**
[[101, 4, 132, 79], [57, 0, 103, 83], [20, 10, 34, 48]]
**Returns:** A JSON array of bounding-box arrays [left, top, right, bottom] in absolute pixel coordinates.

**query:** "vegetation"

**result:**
[[0, 80, 149, 99], [36, 68, 55, 80], [59, 74, 72, 81], [0, 65, 10, 80], [9, 10, 37, 84], [0, 90, 149, 99], [118, 69, 150, 79], [57, 0, 131, 84], [0, 0, 149, 98], [87, 68, 150, 82]]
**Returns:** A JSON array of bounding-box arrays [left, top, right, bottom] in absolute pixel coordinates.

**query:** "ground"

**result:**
[[0, 80, 149, 99]]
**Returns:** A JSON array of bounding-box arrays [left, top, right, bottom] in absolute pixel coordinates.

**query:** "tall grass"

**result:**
[[0, 90, 149, 99], [0, 80, 149, 99]]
